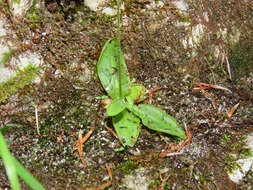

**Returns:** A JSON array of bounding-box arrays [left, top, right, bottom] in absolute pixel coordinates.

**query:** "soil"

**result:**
[[0, 0, 252, 189]]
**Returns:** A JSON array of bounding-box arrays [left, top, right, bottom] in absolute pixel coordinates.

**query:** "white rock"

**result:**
[[184, 24, 206, 49], [15, 50, 42, 69], [181, 24, 206, 57], [217, 26, 241, 45], [84, 0, 103, 11], [0, 67, 16, 83], [203, 11, 209, 22], [0, 18, 7, 37], [84, 0, 111, 12], [84, 0, 124, 15], [172, 0, 189, 11], [102, 7, 117, 16], [121, 168, 151, 190], [7, 0, 32, 18], [228, 134, 253, 184], [229, 158, 253, 184], [245, 133, 253, 151], [0, 43, 16, 83], [146, 1, 164, 9], [0, 47, 43, 83]]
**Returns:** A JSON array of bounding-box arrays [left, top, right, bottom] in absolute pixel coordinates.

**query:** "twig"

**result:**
[[77, 112, 98, 170], [104, 123, 118, 139], [194, 82, 231, 93], [160, 151, 184, 157], [177, 139, 188, 152], [177, 123, 191, 152], [35, 106, 40, 136], [193, 82, 232, 109], [158, 173, 170, 190], [77, 130, 87, 170], [225, 56, 232, 80], [185, 123, 192, 148], [227, 103, 240, 118]]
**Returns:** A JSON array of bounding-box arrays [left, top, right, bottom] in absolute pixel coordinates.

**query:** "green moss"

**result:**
[[27, 0, 36, 13], [26, 0, 40, 23], [12, 0, 20, 4], [240, 149, 253, 158], [173, 10, 190, 23], [100, 14, 116, 23], [0, 48, 14, 66], [115, 160, 139, 175], [225, 154, 241, 173], [221, 134, 231, 144], [0, 63, 39, 102], [229, 38, 253, 81], [149, 179, 160, 188]]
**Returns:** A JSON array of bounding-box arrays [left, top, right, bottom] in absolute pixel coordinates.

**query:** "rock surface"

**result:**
[[0, 0, 252, 189]]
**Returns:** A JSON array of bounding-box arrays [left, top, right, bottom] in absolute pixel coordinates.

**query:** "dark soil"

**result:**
[[0, 0, 252, 189]]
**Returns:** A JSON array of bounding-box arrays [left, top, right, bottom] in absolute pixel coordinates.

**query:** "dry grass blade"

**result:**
[[35, 106, 40, 136], [159, 152, 183, 157], [104, 123, 118, 139], [227, 103, 240, 118], [193, 82, 224, 109], [158, 173, 169, 190], [226, 56, 232, 80], [177, 124, 191, 152], [82, 164, 112, 190], [177, 138, 188, 152], [106, 163, 113, 181], [81, 114, 98, 144], [210, 84, 231, 93], [185, 123, 192, 148], [194, 82, 232, 109], [195, 82, 231, 93], [77, 130, 87, 170], [77, 112, 98, 170]]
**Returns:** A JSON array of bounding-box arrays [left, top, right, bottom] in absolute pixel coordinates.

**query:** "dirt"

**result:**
[[0, 0, 253, 189]]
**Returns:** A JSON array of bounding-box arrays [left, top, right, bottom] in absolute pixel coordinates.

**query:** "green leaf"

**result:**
[[112, 110, 140, 147], [106, 98, 127, 116], [0, 48, 14, 66], [97, 39, 131, 99], [0, 132, 46, 190], [13, 157, 46, 190], [127, 104, 186, 139], [114, 147, 125, 152], [0, 124, 20, 134], [0, 132, 20, 190], [126, 84, 146, 104]]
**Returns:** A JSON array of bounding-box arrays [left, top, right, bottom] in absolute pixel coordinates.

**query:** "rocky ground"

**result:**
[[0, 0, 252, 189]]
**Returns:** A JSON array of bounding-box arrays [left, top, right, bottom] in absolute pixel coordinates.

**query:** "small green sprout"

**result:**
[[96, 0, 186, 150], [0, 129, 45, 190]]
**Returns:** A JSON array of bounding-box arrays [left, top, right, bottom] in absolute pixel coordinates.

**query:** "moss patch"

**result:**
[[229, 38, 253, 81], [0, 63, 39, 102]]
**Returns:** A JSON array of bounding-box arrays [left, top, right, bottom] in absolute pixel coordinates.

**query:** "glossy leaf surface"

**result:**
[[126, 84, 146, 104], [112, 110, 140, 147], [127, 104, 186, 139], [0, 132, 46, 190], [0, 132, 20, 190], [97, 39, 130, 99], [13, 157, 46, 190], [106, 98, 127, 116]]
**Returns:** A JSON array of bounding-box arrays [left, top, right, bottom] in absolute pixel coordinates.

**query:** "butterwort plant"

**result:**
[[97, 0, 186, 150]]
